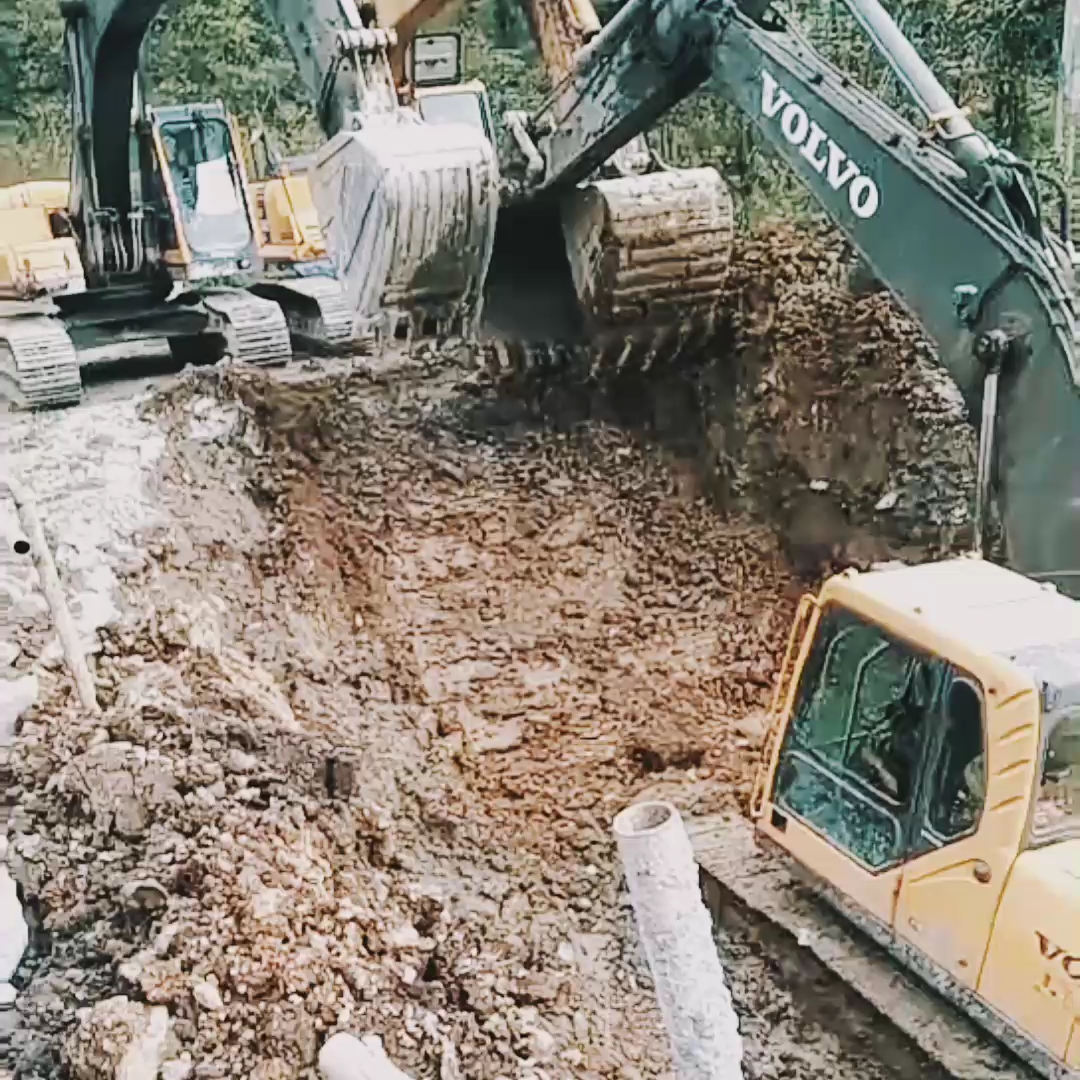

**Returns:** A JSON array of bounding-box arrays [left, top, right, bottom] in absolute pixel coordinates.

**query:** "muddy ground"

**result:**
[[1, 222, 976, 1080]]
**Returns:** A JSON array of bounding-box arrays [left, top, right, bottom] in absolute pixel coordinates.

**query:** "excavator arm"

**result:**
[[511, 0, 1080, 593]]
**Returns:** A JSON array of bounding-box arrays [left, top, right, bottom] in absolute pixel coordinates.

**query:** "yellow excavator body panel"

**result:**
[[980, 841, 1080, 1064], [258, 174, 327, 263], [0, 202, 85, 299], [754, 557, 1080, 1076], [0, 180, 71, 212]]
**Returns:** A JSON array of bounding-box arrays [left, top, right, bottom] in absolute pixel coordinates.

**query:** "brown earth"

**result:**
[[4, 221, 976, 1080]]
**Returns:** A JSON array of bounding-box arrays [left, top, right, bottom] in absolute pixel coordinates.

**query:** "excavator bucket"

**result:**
[[483, 166, 737, 366], [560, 166, 737, 368], [309, 118, 499, 342]]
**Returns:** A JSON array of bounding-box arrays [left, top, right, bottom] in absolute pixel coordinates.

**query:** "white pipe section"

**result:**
[[614, 801, 743, 1080], [319, 1033, 416, 1080], [1, 478, 100, 716]]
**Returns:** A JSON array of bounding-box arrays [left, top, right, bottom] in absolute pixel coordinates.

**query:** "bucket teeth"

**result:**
[[560, 166, 736, 371], [0, 315, 82, 410]]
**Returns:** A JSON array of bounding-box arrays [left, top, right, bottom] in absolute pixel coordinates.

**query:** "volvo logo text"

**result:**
[[760, 70, 881, 221]]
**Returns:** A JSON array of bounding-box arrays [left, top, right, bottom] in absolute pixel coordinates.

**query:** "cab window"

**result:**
[[922, 678, 985, 843], [417, 91, 492, 143], [159, 117, 252, 258], [1031, 709, 1080, 843], [773, 606, 968, 871]]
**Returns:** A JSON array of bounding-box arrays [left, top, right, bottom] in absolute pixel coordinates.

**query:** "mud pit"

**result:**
[[2, 223, 977, 1079]]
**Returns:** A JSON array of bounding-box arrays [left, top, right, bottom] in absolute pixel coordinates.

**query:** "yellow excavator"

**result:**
[[694, 556, 1080, 1080], [0, 0, 499, 409], [241, 36, 497, 351], [0, 39, 496, 367]]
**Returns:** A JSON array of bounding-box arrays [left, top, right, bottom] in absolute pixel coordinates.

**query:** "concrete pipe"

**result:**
[[319, 1033, 416, 1080], [613, 800, 743, 1080]]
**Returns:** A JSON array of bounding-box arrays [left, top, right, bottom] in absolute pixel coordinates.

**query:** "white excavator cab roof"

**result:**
[[825, 557, 1080, 663]]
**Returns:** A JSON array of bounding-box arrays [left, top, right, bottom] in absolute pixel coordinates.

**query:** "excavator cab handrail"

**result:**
[[750, 591, 821, 819]]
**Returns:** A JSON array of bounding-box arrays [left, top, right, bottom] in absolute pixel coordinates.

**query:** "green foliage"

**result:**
[[0, 2, 18, 179], [144, 0, 319, 154], [790, 0, 1063, 159], [5, 0, 1070, 228]]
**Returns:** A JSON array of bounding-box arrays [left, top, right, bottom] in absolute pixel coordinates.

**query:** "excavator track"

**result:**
[[690, 814, 1046, 1080], [0, 314, 82, 410], [249, 277, 354, 354], [560, 166, 737, 371], [203, 291, 293, 368]]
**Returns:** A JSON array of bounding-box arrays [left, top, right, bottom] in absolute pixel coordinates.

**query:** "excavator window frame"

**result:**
[[773, 603, 988, 875], [1028, 706, 1080, 847], [914, 676, 987, 850], [155, 113, 256, 266]]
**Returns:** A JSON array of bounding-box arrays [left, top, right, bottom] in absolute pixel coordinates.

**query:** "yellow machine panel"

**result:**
[[980, 841, 1080, 1062], [751, 557, 1080, 1079], [0, 180, 71, 212], [0, 203, 85, 298], [258, 175, 327, 262]]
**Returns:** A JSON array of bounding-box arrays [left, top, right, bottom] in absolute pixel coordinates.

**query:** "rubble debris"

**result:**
[[3, 221, 976, 1080], [64, 996, 174, 1080], [319, 1032, 416, 1080], [0, 673, 37, 745], [506, 220, 976, 578]]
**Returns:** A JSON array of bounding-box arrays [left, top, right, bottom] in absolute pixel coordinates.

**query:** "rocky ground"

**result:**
[[1, 223, 977, 1080]]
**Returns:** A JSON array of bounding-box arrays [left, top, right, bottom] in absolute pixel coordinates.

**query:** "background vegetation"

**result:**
[[2, 0, 1068, 221]]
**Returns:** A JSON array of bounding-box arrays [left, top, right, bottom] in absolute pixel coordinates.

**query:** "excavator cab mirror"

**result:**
[[412, 33, 463, 88]]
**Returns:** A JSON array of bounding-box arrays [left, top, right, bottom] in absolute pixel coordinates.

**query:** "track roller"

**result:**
[[0, 314, 82, 410], [203, 290, 293, 368], [249, 277, 354, 354]]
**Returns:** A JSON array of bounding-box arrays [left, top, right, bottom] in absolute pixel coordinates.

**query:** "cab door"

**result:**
[[771, 606, 943, 927], [893, 672, 1015, 989]]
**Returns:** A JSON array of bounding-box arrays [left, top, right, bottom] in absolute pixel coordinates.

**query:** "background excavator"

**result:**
[[241, 33, 496, 353], [0, 0, 498, 409], [0, 181, 85, 301]]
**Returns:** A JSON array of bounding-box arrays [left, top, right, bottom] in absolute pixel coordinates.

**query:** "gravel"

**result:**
[[1, 222, 977, 1080]]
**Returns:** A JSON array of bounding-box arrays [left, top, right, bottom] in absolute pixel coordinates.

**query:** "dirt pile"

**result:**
[[503, 220, 976, 574], [3, 222, 979, 1080], [5, 355, 904, 1080]]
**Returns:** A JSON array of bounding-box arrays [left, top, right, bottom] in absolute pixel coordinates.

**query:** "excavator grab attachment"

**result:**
[[310, 115, 499, 341]]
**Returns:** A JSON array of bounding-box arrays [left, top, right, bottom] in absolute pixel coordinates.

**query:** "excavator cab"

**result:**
[[410, 33, 495, 143], [753, 558, 1080, 1073], [148, 103, 261, 284]]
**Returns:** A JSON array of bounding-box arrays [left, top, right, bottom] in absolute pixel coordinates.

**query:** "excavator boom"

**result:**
[[510, 0, 1080, 595]]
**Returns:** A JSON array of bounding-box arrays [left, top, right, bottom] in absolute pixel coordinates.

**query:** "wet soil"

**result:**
[[2, 220, 978, 1079]]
